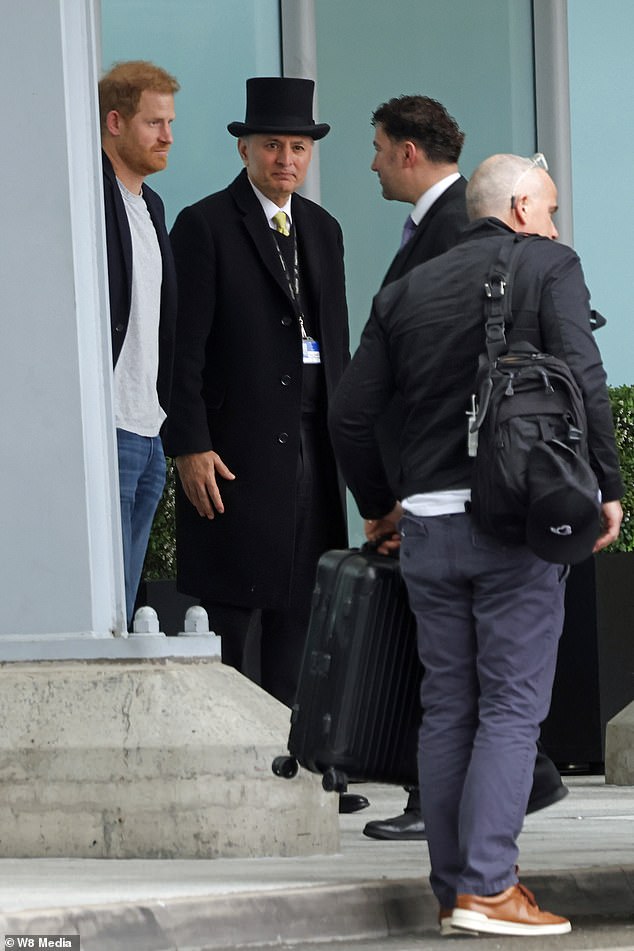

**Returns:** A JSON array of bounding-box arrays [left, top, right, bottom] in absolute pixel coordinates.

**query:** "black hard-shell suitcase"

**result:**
[[272, 547, 421, 793]]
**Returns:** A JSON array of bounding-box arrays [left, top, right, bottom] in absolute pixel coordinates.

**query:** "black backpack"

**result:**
[[469, 234, 595, 545]]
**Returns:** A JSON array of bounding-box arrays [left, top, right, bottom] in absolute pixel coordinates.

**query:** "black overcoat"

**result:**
[[164, 169, 349, 608]]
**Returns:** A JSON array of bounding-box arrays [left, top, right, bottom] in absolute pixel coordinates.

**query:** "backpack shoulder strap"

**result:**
[[483, 233, 536, 361]]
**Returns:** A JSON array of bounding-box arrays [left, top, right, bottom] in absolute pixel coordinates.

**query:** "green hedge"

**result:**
[[142, 385, 634, 577], [142, 456, 177, 580], [607, 385, 634, 552]]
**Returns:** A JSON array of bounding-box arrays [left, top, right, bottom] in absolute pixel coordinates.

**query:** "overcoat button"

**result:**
[[280, 374, 291, 386], [115, 323, 125, 332], [278, 432, 289, 444], [281, 316, 293, 327]]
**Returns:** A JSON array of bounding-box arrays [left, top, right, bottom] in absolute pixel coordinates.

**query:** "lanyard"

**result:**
[[273, 229, 308, 341]]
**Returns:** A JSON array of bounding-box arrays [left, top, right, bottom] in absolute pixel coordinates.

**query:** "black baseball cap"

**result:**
[[526, 439, 601, 564]]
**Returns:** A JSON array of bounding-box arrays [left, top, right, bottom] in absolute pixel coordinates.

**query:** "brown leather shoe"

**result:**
[[451, 883, 571, 936]]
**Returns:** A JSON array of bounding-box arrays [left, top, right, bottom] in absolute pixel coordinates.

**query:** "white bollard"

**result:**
[[183, 604, 210, 634], [179, 605, 222, 656], [131, 605, 163, 635]]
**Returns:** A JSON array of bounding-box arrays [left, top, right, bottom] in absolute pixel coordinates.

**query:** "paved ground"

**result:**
[[0, 776, 632, 950], [279, 918, 634, 950]]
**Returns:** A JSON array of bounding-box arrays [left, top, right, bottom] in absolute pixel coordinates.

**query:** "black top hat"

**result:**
[[228, 77, 330, 140]]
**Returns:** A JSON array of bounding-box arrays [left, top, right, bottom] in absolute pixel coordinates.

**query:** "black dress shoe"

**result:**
[[363, 808, 427, 840], [526, 782, 568, 814], [526, 749, 569, 814], [338, 793, 370, 814]]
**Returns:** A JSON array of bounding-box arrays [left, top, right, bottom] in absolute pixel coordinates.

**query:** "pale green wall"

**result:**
[[101, 0, 535, 327], [567, 0, 634, 385], [101, 0, 631, 387], [314, 0, 536, 348], [101, 0, 281, 227], [100, 0, 631, 542]]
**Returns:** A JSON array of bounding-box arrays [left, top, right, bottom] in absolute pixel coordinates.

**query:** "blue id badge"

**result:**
[[302, 337, 321, 364]]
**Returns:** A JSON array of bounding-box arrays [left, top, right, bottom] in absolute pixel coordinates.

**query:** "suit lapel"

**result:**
[[143, 185, 177, 319], [292, 196, 322, 319], [103, 153, 134, 295], [382, 232, 418, 285], [230, 171, 294, 304], [143, 187, 169, 272], [382, 176, 466, 286]]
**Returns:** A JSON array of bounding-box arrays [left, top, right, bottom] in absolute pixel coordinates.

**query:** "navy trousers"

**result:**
[[399, 512, 565, 908]]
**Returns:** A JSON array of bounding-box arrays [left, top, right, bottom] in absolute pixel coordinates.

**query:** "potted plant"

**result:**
[[542, 385, 634, 768], [604, 385, 634, 552], [593, 384, 634, 739]]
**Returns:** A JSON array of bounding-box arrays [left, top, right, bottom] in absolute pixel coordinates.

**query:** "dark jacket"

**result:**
[[330, 218, 622, 518], [164, 169, 350, 608], [101, 151, 177, 415], [375, 176, 469, 493]]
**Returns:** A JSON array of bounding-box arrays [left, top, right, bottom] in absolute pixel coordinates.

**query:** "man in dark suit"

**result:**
[[164, 79, 352, 729], [362, 96, 567, 841], [99, 60, 179, 628]]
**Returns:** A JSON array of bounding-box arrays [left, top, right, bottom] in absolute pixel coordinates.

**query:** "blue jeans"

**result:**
[[399, 512, 565, 908], [116, 429, 166, 627]]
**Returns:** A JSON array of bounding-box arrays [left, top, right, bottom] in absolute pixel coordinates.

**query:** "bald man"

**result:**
[[329, 153, 622, 936]]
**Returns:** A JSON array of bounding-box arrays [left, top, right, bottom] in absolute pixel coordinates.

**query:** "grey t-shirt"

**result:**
[[113, 179, 165, 437]]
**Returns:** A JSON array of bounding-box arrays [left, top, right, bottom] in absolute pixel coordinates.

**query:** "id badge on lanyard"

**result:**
[[303, 337, 321, 364]]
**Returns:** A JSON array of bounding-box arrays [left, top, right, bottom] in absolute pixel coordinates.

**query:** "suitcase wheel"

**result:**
[[322, 766, 348, 794], [272, 755, 299, 779]]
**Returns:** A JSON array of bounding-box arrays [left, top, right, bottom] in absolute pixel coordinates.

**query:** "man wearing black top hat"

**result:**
[[164, 77, 352, 728]]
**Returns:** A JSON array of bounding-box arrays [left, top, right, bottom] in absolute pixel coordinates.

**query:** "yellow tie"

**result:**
[[272, 210, 290, 237]]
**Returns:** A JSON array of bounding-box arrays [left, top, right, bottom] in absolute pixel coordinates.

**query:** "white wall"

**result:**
[[0, 0, 125, 641]]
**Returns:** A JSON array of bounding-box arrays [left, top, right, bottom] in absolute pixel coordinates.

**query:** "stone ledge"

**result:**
[[605, 700, 634, 784], [0, 658, 338, 858]]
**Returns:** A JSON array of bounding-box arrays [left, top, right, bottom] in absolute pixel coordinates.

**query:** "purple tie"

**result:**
[[400, 215, 417, 249]]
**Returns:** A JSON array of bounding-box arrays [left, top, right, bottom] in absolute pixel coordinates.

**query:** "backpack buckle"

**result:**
[[487, 324, 506, 343], [484, 277, 507, 300]]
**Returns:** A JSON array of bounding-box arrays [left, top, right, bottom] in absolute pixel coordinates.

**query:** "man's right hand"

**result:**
[[364, 502, 404, 555], [175, 451, 236, 519]]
